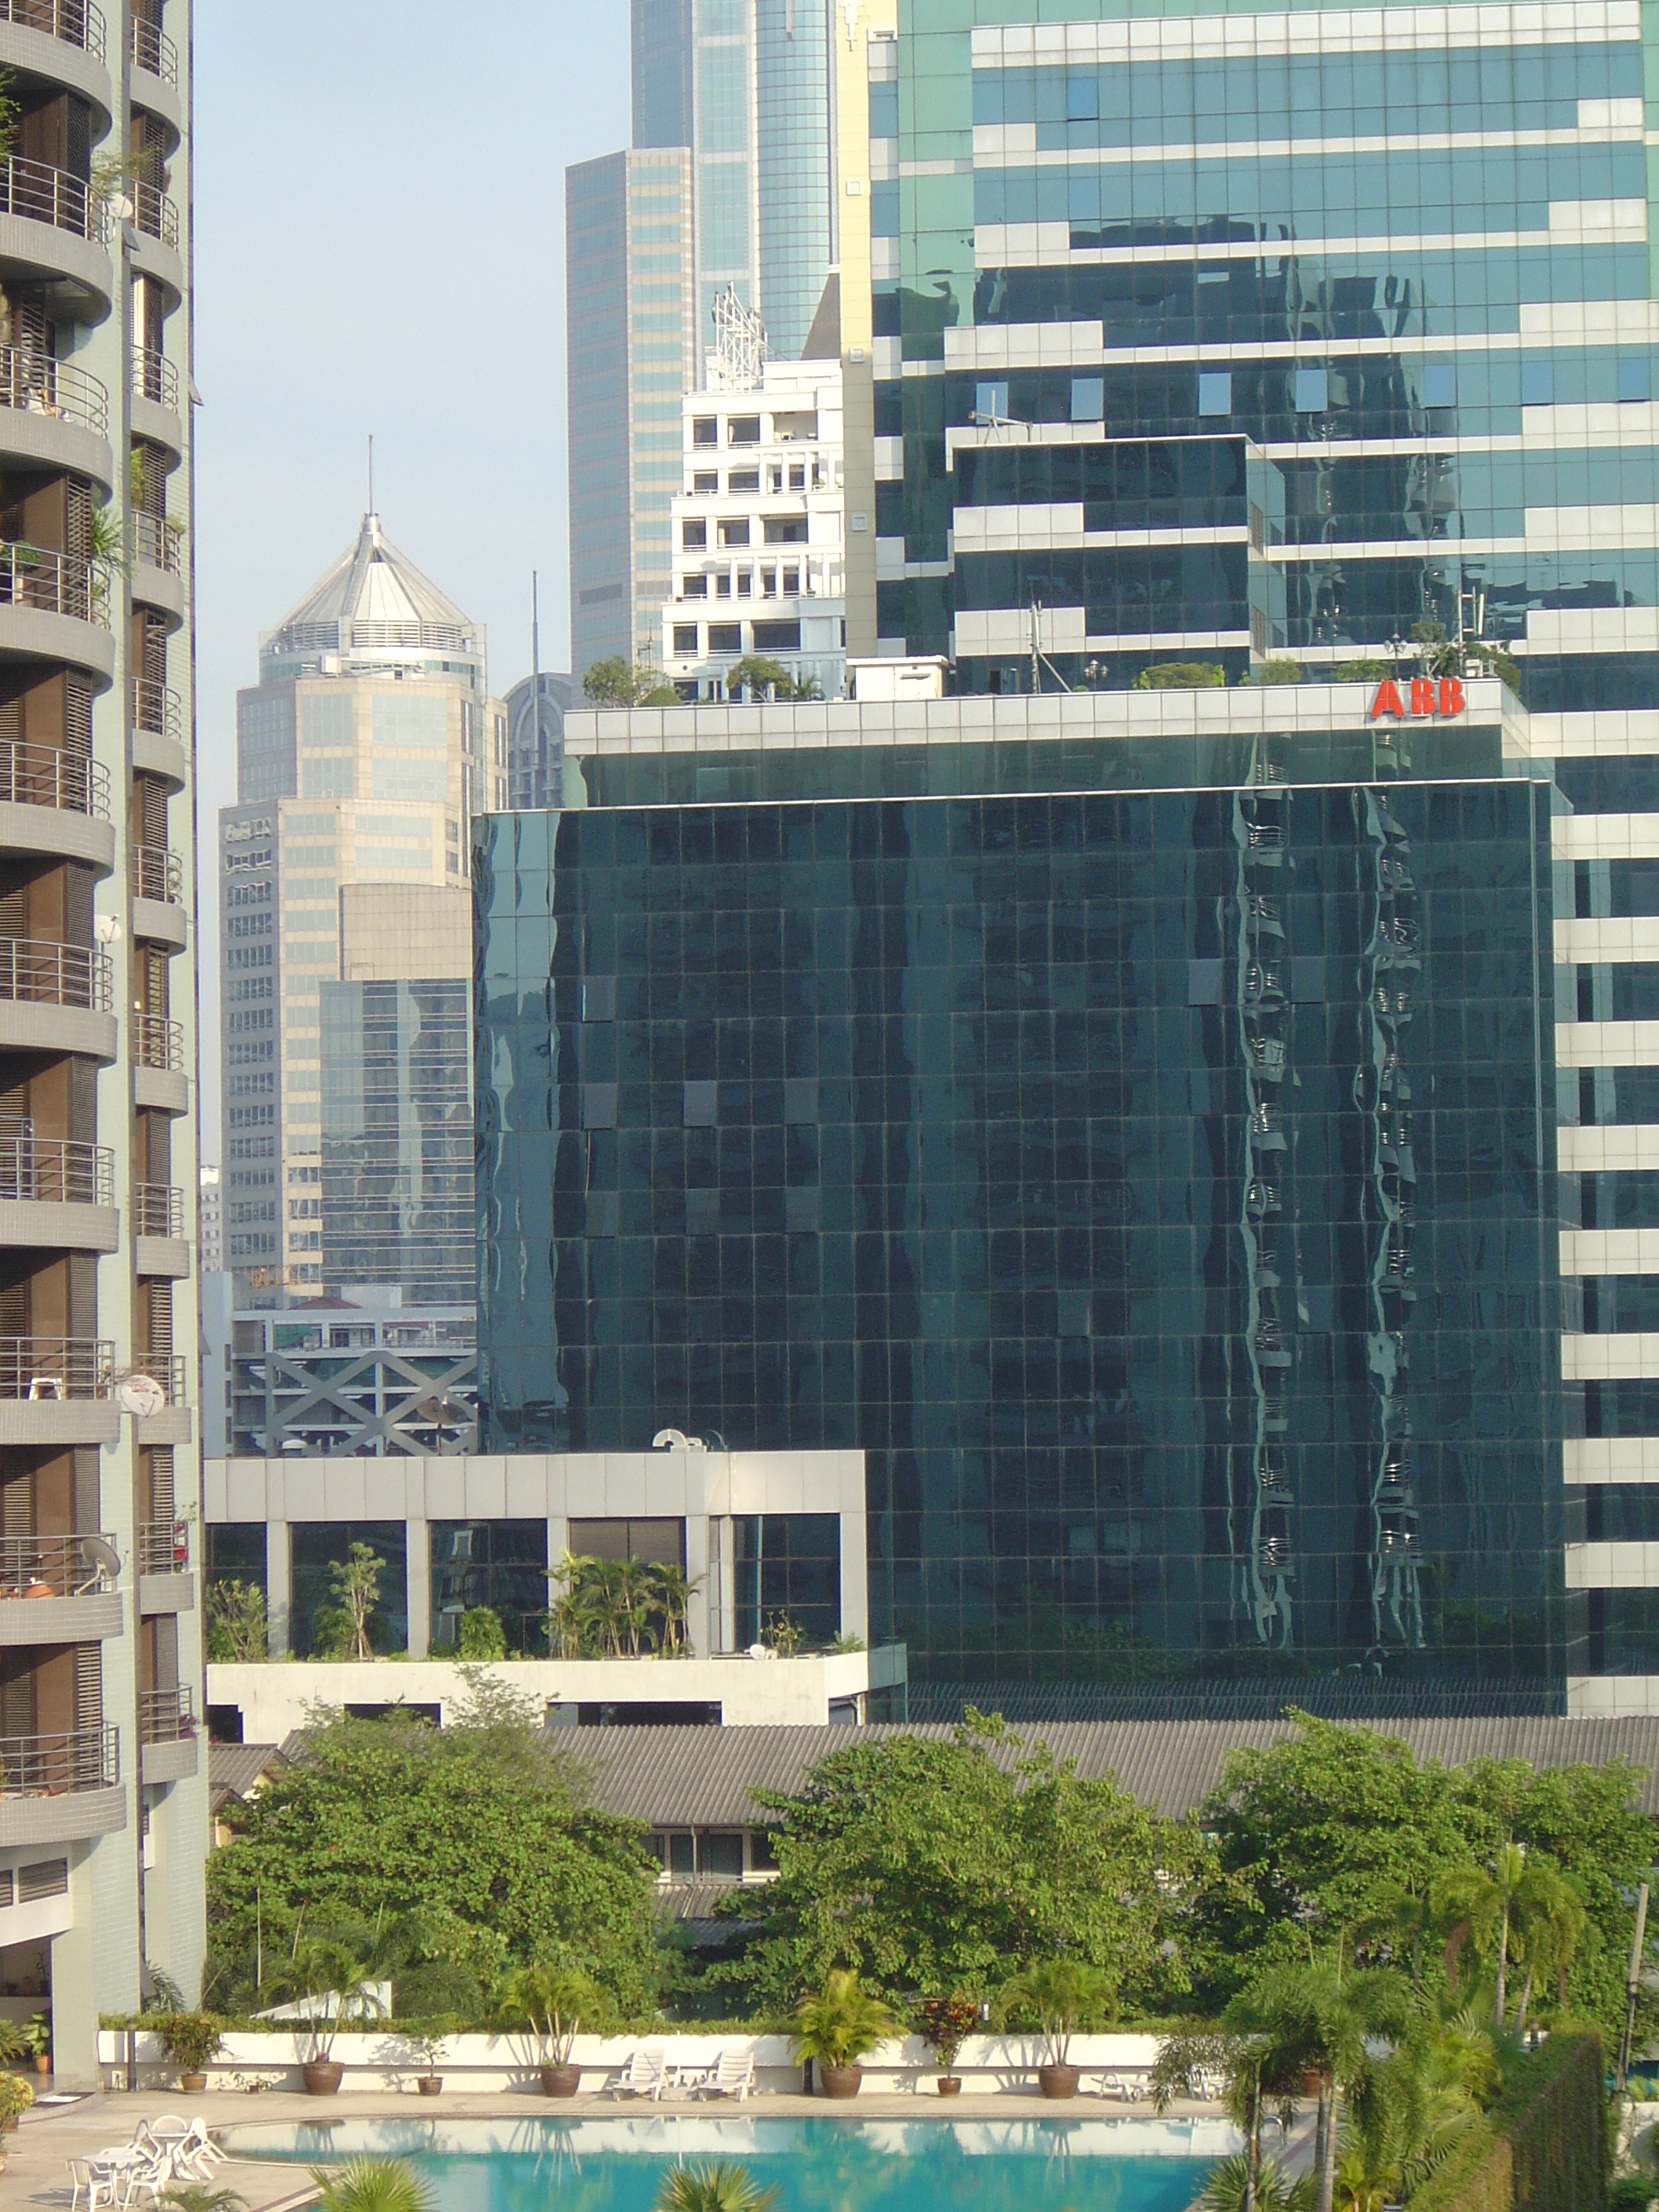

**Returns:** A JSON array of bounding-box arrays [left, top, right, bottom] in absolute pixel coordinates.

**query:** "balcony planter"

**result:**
[[1038, 2064, 1080, 2100], [416, 2075, 442, 2098], [539, 2064, 580, 2098], [303, 2060, 343, 2096], [817, 2063, 863, 2100]]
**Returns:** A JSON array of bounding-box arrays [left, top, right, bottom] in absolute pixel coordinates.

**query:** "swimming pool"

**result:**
[[222, 2114, 1237, 2212]]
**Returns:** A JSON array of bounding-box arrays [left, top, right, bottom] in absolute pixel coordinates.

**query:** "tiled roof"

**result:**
[[207, 1740, 286, 1814], [575, 1715, 1659, 1827]]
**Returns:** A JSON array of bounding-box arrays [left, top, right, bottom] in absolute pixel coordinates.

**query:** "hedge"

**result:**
[[1408, 2029, 1605, 2212]]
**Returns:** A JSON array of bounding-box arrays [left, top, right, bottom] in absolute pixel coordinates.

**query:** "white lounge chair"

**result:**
[[606, 2046, 671, 2100], [695, 2048, 755, 2102], [1100, 2069, 1147, 2104]]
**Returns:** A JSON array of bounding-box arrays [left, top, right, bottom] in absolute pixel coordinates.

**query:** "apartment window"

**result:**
[[762, 568, 777, 598], [752, 620, 800, 652], [1197, 371, 1231, 416], [681, 573, 708, 599], [783, 564, 800, 595], [1619, 358, 1651, 404], [789, 463, 806, 491], [728, 416, 760, 445], [692, 417, 717, 448], [681, 518, 707, 549], [765, 516, 806, 544], [707, 623, 741, 655], [694, 471, 718, 492], [718, 518, 750, 547], [673, 624, 699, 655], [1070, 376, 1103, 422], [736, 570, 752, 597], [1521, 360, 1553, 406], [975, 379, 1008, 422], [768, 466, 783, 492], [716, 573, 732, 597], [1423, 364, 1457, 408], [1293, 367, 1328, 412], [728, 468, 760, 493]]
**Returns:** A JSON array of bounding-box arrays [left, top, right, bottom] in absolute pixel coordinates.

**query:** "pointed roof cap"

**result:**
[[262, 512, 479, 668]]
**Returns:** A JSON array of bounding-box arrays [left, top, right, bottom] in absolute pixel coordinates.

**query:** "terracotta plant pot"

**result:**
[[32, 2056, 49, 2076], [937, 2075, 963, 2097], [303, 2060, 344, 2096], [540, 2063, 581, 2097], [179, 2071, 207, 2093], [1039, 2063, 1080, 2100], [417, 2075, 442, 2098], [818, 2063, 863, 2099]]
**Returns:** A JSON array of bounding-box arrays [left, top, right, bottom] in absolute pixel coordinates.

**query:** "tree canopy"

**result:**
[[205, 1680, 659, 2018]]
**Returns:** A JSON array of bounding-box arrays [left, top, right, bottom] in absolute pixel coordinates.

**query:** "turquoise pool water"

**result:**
[[223, 2115, 1234, 2212]]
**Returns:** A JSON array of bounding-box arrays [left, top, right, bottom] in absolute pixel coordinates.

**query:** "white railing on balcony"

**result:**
[[0, 1335, 112, 1400], [0, 154, 90, 238], [0, 740, 108, 818], [0, 1726, 118, 1796], [129, 13, 176, 84], [131, 1181, 183, 1237], [0, 540, 108, 628], [131, 676, 180, 745], [129, 346, 177, 412], [0, 1531, 116, 1597], [130, 842, 182, 905], [0, 346, 107, 436], [132, 1010, 183, 1071], [0, 937, 112, 1012], [137, 1517, 188, 1575], [138, 1685, 194, 1744], [130, 510, 182, 578], [131, 178, 178, 252], [0, 0, 104, 61], [0, 1131, 114, 1207]]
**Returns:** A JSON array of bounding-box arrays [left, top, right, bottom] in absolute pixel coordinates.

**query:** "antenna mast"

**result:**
[[367, 434, 374, 515]]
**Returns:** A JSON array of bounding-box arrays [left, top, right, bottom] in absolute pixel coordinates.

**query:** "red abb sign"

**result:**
[[1370, 676, 1465, 720]]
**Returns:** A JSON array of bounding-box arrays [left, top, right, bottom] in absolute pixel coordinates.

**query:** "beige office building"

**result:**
[[219, 515, 504, 1294]]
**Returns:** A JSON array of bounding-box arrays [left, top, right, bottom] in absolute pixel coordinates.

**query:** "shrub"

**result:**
[[0, 2072, 33, 2129], [1134, 661, 1226, 690], [155, 2012, 223, 2075], [457, 1608, 506, 1661]]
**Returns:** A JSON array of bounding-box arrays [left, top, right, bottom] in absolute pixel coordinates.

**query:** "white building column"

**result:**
[[685, 1511, 712, 1658], [265, 1519, 291, 1658], [406, 1518, 430, 1657]]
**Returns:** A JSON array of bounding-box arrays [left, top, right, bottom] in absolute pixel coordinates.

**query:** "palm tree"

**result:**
[[1353, 1881, 1438, 1992], [655, 2164, 779, 2212], [310, 2160, 434, 2212], [1433, 1843, 1579, 2030], [1192, 2155, 1311, 2212], [652, 1562, 701, 1655], [615, 1554, 661, 1656], [1510, 1864, 1586, 2032], [158, 2191, 247, 2212], [790, 1969, 897, 2075], [1243, 1961, 1413, 2212], [1154, 2023, 1301, 2212]]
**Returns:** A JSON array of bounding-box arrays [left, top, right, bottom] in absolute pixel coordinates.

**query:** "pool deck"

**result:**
[[4, 2086, 1315, 2210]]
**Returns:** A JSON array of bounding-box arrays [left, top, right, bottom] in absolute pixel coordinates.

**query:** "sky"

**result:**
[[192, 3, 632, 1144]]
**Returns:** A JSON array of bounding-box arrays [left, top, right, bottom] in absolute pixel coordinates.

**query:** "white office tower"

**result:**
[[661, 288, 847, 701]]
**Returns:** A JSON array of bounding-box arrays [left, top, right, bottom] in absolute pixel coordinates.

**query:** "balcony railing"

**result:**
[[131, 178, 178, 251], [0, 346, 107, 437], [129, 12, 176, 84], [129, 346, 177, 411], [131, 676, 181, 744], [132, 1010, 183, 1071], [0, 740, 108, 818], [132, 1181, 183, 1237], [130, 1352, 186, 1405], [0, 1336, 113, 1400], [0, 154, 90, 239], [130, 842, 182, 905], [0, 540, 108, 627], [130, 510, 182, 578], [0, 1132, 114, 1207], [0, 1724, 117, 1796], [0, 937, 113, 1013], [138, 1684, 193, 1744], [137, 1517, 187, 1575], [0, 1531, 116, 1598], [0, 0, 105, 55]]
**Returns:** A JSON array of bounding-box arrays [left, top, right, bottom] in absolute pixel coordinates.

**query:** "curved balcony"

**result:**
[[0, 1531, 120, 1644], [0, 157, 112, 325], [133, 1178, 187, 1277], [130, 13, 174, 84], [130, 511, 183, 625], [0, 541, 115, 684], [0, 0, 105, 61], [130, 840, 185, 950], [131, 675, 184, 785], [0, 1129, 116, 1254], [0, 346, 109, 487], [137, 1516, 190, 1614], [138, 1683, 195, 1784], [0, 154, 88, 237], [0, 1334, 116, 1447], [0, 935, 115, 1061], [129, 344, 179, 463], [0, 1724, 122, 1845], [131, 178, 178, 252], [130, 347, 177, 411], [0, 740, 113, 876], [132, 1010, 186, 1112]]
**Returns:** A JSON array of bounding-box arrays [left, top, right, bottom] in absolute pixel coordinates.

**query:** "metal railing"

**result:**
[[0, 1532, 116, 1598], [0, 937, 112, 1012], [131, 1181, 182, 1236], [0, 741, 108, 818], [0, 1724, 117, 1796], [0, 0, 104, 53], [137, 1517, 187, 1575], [0, 1336, 113, 1400], [129, 1352, 186, 1404], [130, 510, 182, 578], [0, 1132, 114, 1206], [131, 676, 180, 743], [0, 154, 90, 238], [132, 1010, 183, 1071], [0, 540, 107, 626], [138, 1684, 193, 1744], [129, 346, 177, 410], [0, 346, 107, 436], [131, 178, 178, 251], [129, 12, 176, 83], [129, 842, 181, 905]]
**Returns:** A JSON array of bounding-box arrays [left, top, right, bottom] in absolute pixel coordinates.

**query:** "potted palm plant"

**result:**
[[917, 1994, 981, 2097], [498, 1961, 606, 2096], [791, 1969, 896, 2098], [23, 2011, 49, 2077], [268, 1928, 386, 2094], [411, 2024, 449, 2097], [157, 2011, 223, 2092], [997, 1959, 1117, 2100]]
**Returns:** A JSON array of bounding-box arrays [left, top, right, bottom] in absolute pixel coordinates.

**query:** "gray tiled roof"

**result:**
[[207, 1740, 286, 1814], [574, 1715, 1659, 1827]]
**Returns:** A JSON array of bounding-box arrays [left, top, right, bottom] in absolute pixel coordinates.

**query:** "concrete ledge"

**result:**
[[137, 1569, 193, 1616], [134, 1232, 189, 1277], [0, 1399, 117, 1448], [139, 1731, 197, 1786], [0, 1000, 114, 1062], [0, 1590, 119, 1645], [0, 212, 112, 326], [0, 800, 112, 873], [135, 1405, 191, 1447], [131, 726, 186, 788], [0, 1197, 117, 1253], [131, 894, 186, 951], [133, 1065, 187, 1114], [0, 1782, 123, 1848], [0, 22, 113, 135], [130, 391, 181, 462], [131, 561, 184, 626]]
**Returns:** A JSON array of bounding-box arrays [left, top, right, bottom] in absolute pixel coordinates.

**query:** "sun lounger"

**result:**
[[694, 2048, 755, 2102], [1098, 2069, 1148, 2103], [605, 2046, 672, 2100]]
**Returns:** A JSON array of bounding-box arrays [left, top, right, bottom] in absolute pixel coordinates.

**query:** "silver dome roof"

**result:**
[[261, 512, 479, 668]]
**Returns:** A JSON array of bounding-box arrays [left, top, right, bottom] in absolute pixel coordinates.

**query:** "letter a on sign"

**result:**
[[1370, 680, 1406, 719]]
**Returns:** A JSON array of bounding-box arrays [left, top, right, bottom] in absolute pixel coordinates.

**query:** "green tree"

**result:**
[[456, 1607, 506, 1661], [1243, 1961, 1413, 2212], [205, 1684, 659, 2018], [205, 1579, 267, 1662], [725, 654, 821, 702], [329, 1542, 385, 1661], [583, 656, 678, 707], [717, 1715, 1197, 2011], [1434, 1845, 1585, 2032], [790, 1968, 897, 2069], [1134, 660, 1226, 689], [996, 1957, 1117, 2066], [310, 2160, 434, 2212], [497, 1959, 608, 2067]]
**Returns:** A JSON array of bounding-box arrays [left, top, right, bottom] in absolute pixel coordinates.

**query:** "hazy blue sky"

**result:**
[[194, 3, 631, 1138]]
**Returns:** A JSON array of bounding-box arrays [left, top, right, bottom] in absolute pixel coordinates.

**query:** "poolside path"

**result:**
[[2, 2085, 1309, 2212]]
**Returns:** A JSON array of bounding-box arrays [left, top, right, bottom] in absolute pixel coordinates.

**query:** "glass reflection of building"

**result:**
[[474, 690, 1570, 1703]]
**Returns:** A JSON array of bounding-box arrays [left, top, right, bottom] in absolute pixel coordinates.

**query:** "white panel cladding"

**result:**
[[1562, 1333, 1659, 1379], [1559, 1228, 1659, 1273], [1556, 1021, 1659, 1065], [1566, 1541, 1659, 1586], [1557, 920, 1659, 961], [970, 2, 1641, 67], [1567, 1438, 1659, 1481], [1559, 1125, 1659, 1171]]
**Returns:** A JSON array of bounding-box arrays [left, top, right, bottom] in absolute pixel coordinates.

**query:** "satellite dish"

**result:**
[[79, 1535, 120, 1582], [117, 1373, 165, 1418]]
